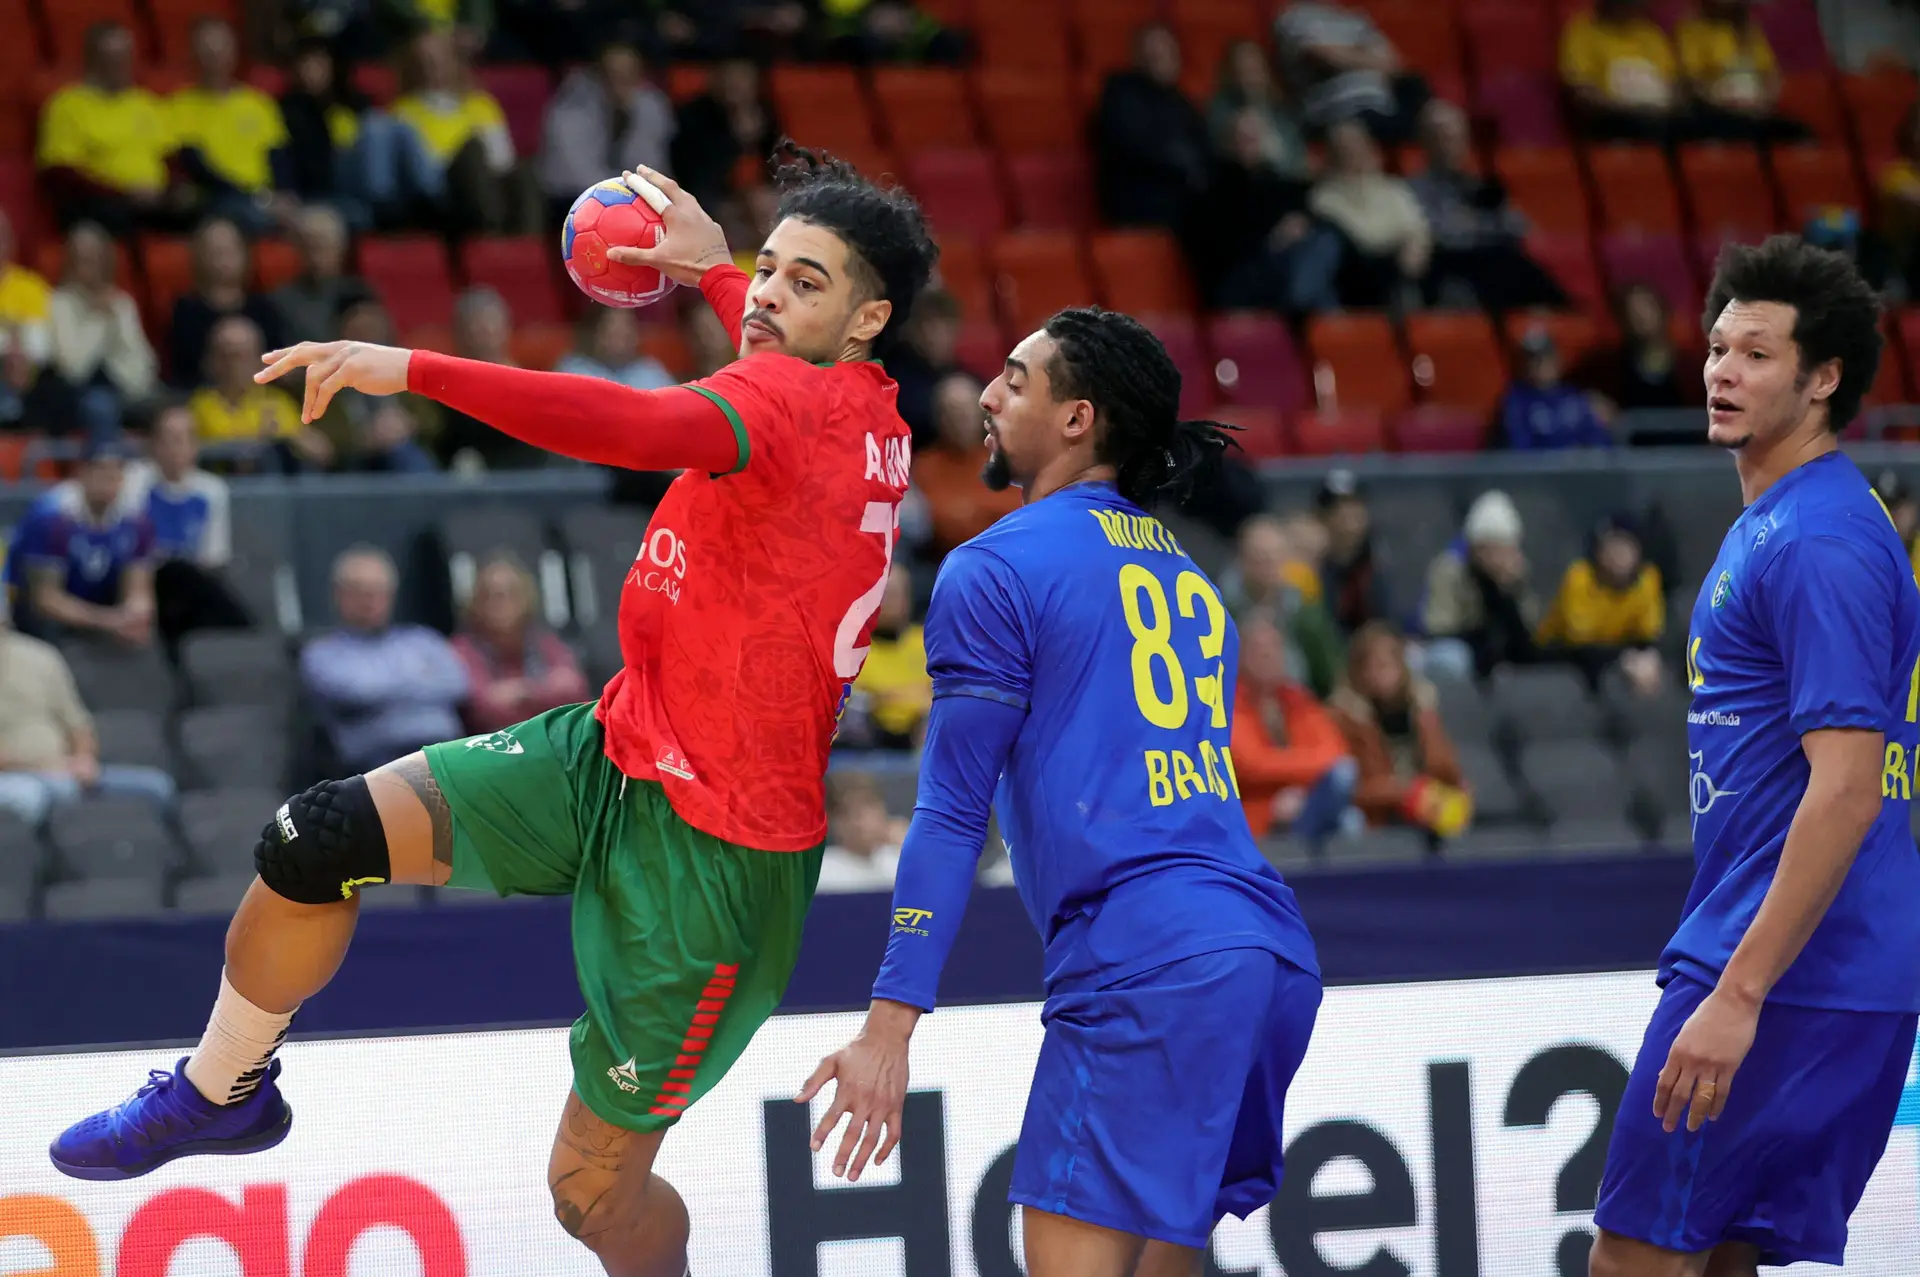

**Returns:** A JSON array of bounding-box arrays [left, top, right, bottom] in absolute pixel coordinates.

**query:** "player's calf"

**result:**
[[548, 1092, 691, 1277]]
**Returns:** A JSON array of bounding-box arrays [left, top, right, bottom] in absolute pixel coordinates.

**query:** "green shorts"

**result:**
[[421, 703, 823, 1132]]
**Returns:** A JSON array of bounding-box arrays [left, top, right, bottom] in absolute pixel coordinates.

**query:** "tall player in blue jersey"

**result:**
[[1591, 236, 1920, 1277], [796, 308, 1323, 1276]]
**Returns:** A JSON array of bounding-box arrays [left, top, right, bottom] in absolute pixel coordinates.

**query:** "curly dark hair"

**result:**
[[770, 142, 939, 358], [1041, 307, 1240, 507], [1703, 234, 1883, 432]]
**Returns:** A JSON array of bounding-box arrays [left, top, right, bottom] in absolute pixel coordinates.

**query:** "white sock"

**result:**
[[183, 969, 297, 1105]]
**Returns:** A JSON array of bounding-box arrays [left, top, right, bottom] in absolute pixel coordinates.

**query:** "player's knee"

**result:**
[[550, 1174, 605, 1240], [1586, 1230, 1685, 1277], [254, 776, 392, 905]]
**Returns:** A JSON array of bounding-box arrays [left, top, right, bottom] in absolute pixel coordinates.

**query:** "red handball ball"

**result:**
[[562, 178, 676, 309]]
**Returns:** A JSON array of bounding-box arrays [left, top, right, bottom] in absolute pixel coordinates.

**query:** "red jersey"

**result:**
[[596, 353, 913, 851]]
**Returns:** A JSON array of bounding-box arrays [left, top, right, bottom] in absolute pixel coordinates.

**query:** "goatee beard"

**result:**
[[982, 448, 1012, 491]]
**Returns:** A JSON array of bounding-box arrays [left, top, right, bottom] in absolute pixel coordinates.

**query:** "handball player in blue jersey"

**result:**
[[1590, 236, 1920, 1276], [798, 308, 1323, 1277]]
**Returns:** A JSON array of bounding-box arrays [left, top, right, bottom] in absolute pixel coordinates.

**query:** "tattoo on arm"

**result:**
[[391, 753, 455, 870]]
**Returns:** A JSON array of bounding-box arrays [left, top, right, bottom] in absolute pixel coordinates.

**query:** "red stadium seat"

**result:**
[[1005, 151, 1097, 231], [1473, 72, 1568, 147], [1526, 232, 1607, 311], [973, 1, 1072, 70], [36, 236, 131, 296], [510, 322, 572, 371], [1089, 230, 1197, 317], [45, 0, 139, 65], [150, 0, 240, 61], [1368, 2, 1464, 85], [1840, 71, 1917, 163], [252, 238, 302, 294], [769, 65, 879, 153], [1598, 232, 1699, 318], [1405, 311, 1507, 416], [934, 235, 993, 321], [1771, 146, 1868, 224], [361, 235, 456, 329], [919, 0, 974, 24], [352, 63, 398, 106], [1205, 312, 1309, 415], [1171, 11, 1267, 101], [1210, 404, 1287, 460], [1866, 314, 1912, 408], [974, 70, 1083, 153], [1306, 314, 1410, 415], [244, 65, 287, 97], [954, 318, 1011, 381], [872, 67, 979, 152], [135, 234, 190, 328], [1679, 145, 1779, 239], [1460, 0, 1557, 77], [1074, 0, 1148, 78], [0, 156, 45, 254], [1502, 310, 1612, 370], [400, 323, 454, 355], [1290, 406, 1386, 457], [906, 149, 1009, 242], [637, 323, 691, 379], [666, 65, 710, 103], [0, 0, 41, 84], [1391, 406, 1491, 453], [990, 231, 1095, 334], [463, 236, 565, 325], [1776, 72, 1848, 149], [476, 64, 554, 161], [1589, 145, 1683, 233], [1141, 313, 1214, 416], [1497, 148, 1592, 236]]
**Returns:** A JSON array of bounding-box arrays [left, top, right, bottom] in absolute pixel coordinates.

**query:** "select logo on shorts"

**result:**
[[464, 730, 524, 755], [892, 907, 934, 936], [607, 1058, 643, 1094]]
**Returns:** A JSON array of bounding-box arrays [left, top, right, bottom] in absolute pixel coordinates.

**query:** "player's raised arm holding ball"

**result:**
[[1590, 237, 1920, 1277]]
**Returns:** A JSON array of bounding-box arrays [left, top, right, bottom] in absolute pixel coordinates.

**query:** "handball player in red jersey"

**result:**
[[47, 146, 939, 1277]]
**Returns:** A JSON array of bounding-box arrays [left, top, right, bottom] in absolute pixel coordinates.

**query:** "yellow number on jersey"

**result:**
[[1178, 571, 1228, 728], [1119, 565, 1229, 732], [1686, 636, 1705, 691]]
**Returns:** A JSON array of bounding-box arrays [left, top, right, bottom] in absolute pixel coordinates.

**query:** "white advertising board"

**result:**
[[1, 971, 1915, 1275]]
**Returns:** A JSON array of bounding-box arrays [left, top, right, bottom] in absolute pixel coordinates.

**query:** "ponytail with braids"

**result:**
[[1041, 307, 1241, 507]]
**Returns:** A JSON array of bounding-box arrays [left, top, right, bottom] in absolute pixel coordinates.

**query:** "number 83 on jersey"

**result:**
[[1118, 563, 1243, 808]]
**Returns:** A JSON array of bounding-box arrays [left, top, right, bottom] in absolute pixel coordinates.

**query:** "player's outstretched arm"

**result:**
[[605, 166, 748, 348], [256, 341, 742, 473]]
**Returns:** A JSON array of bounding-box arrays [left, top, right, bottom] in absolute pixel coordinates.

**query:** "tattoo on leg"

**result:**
[[391, 754, 454, 870]]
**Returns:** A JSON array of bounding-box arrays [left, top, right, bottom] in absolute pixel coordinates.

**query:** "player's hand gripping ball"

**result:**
[[562, 174, 677, 309]]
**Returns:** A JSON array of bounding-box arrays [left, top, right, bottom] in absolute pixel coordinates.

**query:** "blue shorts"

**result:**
[[1595, 973, 1918, 1266], [1009, 947, 1323, 1249]]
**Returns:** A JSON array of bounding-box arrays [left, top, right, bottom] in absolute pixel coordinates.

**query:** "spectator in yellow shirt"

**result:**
[[168, 17, 295, 235], [0, 210, 53, 429], [845, 566, 931, 750], [391, 28, 513, 233], [188, 315, 333, 473], [1676, 0, 1811, 143], [1538, 514, 1667, 693], [1560, 0, 1684, 142], [37, 22, 185, 236]]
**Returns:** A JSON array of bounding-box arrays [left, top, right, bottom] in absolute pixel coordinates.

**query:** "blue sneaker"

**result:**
[[49, 1057, 293, 1181]]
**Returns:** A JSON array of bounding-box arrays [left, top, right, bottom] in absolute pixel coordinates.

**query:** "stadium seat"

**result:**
[[179, 631, 291, 713], [1776, 72, 1848, 149], [1140, 313, 1214, 415], [351, 63, 398, 106], [954, 318, 1011, 381], [173, 874, 254, 915], [1839, 71, 1917, 163], [179, 789, 282, 878], [1678, 145, 1778, 240], [1405, 311, 1507, 416], [252, 237, 302, 293], [48, 798, 175, 883], [1502, 309, 1610, 369], [511, 322, 572, 371], [136, 234, 192, 330], [665, 64, 709, 102], [1460, 0, 1557, 77], [463, 235, 565, 325], [36, 237, 135, 299], [972, 0, 1071, 70], [1549, 817, 1651, 854], [91, 708, 173, 773], [974, 70, 1084, 152], [244, 65, 287, 97], [1472, 72, 1567, 147], [904, 149, 1009, 241], [1205, 312, 1309, 415], [1005, 151, 1096, 231], [1172, 13, 1268, 103], [1588, 145, 1683, 233], [1368, 2, 1464, 86], [933, 235, 993, 320], [43, 877, 166, 920], [1451, 743, 1528, 826], [1771, 146, 1867, 225], [440, 507, 566, 623], [769, 65, 879, 153], [1866, 314, 1912, 409], [400, 323, 454, 354], [150, 0, 241, 58], [1524, 232, 1606, 311], [1391, 406, 1489, 453], [1209, 404, 1287, 460], [872, 67, 979, 152], [1495, 148, 1591, 236], [476, 64, 553, 160], [0, 433, 31, 481], [45, 0, 139, 64], [1493, 666, 1606, 743], [361, 235, 456, 330], [1598, 232, 1698, 317], [1089, 230, 1197, 317], [1289, 407, 1385, 457], [1754, 0, 1830, 73], [989, 231, 1095, 334], [59, 640, 174, 715], [1305, 314, 1410, 415], [0, 157, 45, 256], [559, 506, 652, 629], [1520, 741, 1633, 825], [178, 706, 289, 791], [1073, 0, 1145, 78]]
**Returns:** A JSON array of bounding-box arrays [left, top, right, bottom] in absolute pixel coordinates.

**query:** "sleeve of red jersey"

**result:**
[[698, 263, 749, 350], [679, 353, 821, 491]]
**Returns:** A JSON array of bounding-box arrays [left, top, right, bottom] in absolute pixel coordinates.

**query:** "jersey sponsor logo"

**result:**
[[627, 526, 689, 604], [1689, 748, 1739, 834], [892, 906, 934, 935], [1686, 708, 1741, 727], [864, 432, 912, 489], [464, 730, 524, 755], [275, 803, 298, 842], [1711, 571, 1733, 609], [608, 1057, 642, 1094], [655, 746, 696, 781]]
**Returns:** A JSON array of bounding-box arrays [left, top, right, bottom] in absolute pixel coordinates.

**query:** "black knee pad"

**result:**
[[255, 776, 392, 904]]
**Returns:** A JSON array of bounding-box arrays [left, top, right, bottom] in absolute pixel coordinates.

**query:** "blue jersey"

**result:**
[[6, 484, 154, 607], [873, 482, 1317, 1011], [1666, 452, 1920, 1012]]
